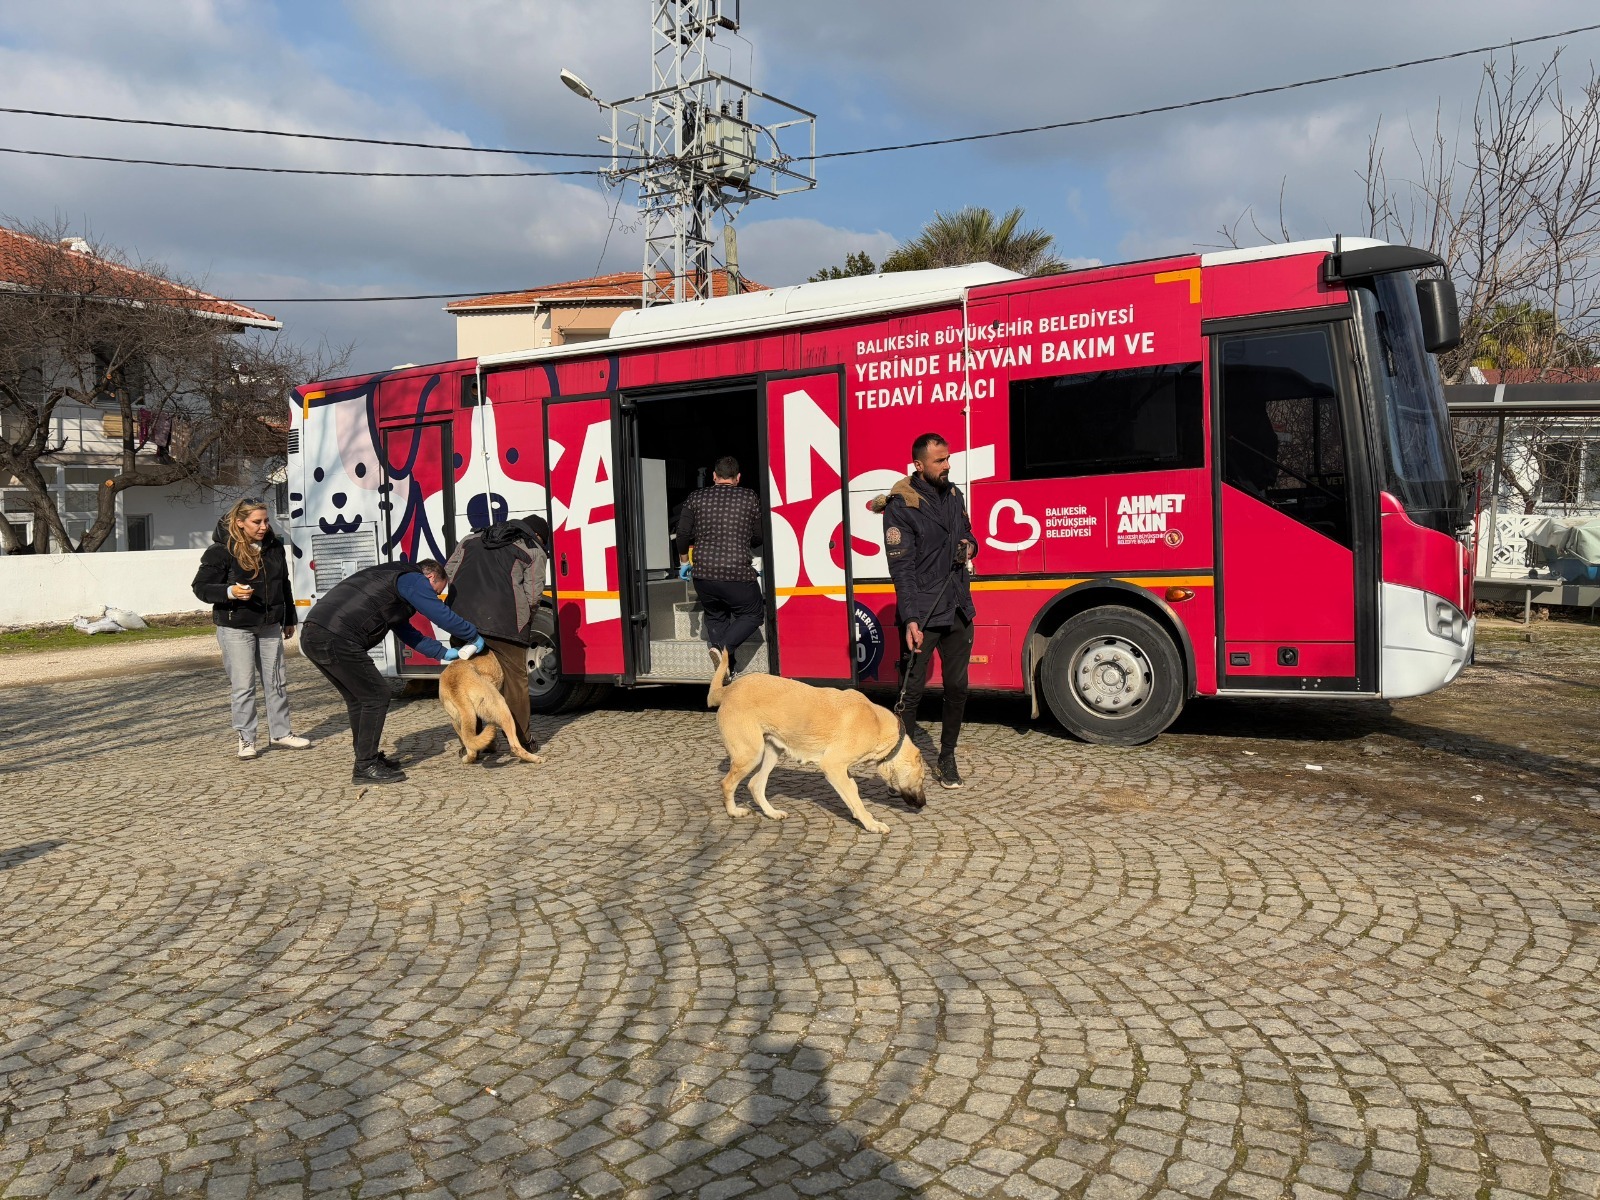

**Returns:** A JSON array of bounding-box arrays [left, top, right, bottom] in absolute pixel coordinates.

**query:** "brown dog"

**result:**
[[439, 653, 544, 765], [707, 650, 925, 833]]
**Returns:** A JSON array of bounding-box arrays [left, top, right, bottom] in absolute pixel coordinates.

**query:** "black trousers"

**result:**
[[694, 577, 765, 654], [897, 613, 974, 754], [300, 624, 390, 769]]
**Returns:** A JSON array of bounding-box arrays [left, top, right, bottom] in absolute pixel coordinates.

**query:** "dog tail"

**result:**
[[707, 648, 731, 708]]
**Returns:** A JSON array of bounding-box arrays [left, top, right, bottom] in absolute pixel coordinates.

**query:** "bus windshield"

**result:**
[[1352, 273, 1466, 535]]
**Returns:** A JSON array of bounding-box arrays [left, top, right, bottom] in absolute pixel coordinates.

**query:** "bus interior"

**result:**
[[625, 384, 769, 680]]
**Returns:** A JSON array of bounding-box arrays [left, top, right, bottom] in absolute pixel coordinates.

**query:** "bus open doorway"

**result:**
[[618, 384, 769, 682]]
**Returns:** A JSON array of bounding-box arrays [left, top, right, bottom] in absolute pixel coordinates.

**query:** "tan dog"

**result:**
[[707, 651, 926, 833], [439, 653, 544, 765]]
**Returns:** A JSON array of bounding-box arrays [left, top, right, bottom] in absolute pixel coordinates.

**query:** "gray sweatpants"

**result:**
[[216, 624, 293, 744]]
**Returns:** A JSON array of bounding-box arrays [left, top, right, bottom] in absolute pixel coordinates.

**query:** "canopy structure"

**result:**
[[1445, 382, 1600, 415], [1444, 383, 1600, 618]]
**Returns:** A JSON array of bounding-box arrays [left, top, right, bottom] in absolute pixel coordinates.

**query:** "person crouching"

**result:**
[[299, 559, 483, 784]]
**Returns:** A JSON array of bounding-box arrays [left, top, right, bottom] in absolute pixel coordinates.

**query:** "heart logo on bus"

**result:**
[[986, 498, 1041, 552]]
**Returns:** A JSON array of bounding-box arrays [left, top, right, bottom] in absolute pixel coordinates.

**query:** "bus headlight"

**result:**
[[1429, 598, 1465, 645]]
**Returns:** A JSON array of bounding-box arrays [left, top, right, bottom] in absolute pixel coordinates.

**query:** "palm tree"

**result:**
[[881, 206, 1066, 276]]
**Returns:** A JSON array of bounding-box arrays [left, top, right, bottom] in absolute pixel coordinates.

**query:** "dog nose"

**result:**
[[332, 492, 347, 508]]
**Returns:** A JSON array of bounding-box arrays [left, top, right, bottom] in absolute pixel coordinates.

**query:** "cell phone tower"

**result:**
[[561, 0, 816, 305]]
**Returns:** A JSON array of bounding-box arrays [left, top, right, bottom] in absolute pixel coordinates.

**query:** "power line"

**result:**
[[5, 270, 743, 307], [813, 21, 1600, 159], [0, 104, 611, 158], [4, 21, 1596, 175], [0, 145, 613, 178]]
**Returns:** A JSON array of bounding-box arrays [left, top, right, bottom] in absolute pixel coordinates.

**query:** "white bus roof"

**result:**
[[477, 263, 1021, 368], [476, 240, 1391, 370], [1198, 236, 1385, 267]]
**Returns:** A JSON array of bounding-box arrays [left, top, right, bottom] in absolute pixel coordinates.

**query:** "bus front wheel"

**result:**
[[1040, 606, 1184, 746], [527, 606, 611, 715]]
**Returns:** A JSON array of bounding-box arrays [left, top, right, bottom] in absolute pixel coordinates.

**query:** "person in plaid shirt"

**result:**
[[676, 455, 765, 673]]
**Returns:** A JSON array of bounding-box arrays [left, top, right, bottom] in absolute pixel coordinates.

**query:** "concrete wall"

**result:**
[[0, 547, 210, 627]]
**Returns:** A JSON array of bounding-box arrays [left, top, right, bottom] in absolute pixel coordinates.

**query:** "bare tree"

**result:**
[[1361, 51, 1600, 383], [1361, 53, 1600, 521], [0, 221, 340, 553]]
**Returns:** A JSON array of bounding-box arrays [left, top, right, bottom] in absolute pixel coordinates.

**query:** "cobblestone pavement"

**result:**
[[3, 626, 1599, 1200]]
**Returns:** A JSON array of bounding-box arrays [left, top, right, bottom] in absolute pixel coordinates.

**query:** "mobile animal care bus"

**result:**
[[288, 237, 1474, 745]]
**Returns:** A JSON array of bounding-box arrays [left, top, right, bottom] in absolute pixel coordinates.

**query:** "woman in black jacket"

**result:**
[[191, 497, 313, 759]]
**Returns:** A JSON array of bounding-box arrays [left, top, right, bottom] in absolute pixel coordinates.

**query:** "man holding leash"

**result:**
[[444, 515, 550, 754], [879, 432, 977, 790], [676, 455, 765, 675], [300, 559, 483, 785]]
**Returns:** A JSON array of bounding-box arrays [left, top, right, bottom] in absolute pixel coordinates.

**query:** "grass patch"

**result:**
[[0, 614, 215, 655]]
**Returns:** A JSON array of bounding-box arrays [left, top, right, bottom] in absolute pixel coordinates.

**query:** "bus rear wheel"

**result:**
[[1040, 606, 1184, 746], [527, 606, 611, 714]]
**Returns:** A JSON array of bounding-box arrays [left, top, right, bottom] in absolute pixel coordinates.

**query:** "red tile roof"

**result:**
[[0, 225, 279, 328], [447, 267, 765, 311]]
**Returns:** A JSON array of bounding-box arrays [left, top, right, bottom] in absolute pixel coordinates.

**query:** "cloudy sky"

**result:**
[[2, 1, 1597, 371]]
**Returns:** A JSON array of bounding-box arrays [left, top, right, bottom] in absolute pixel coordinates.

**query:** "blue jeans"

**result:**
[[216, 624, 293, 744]]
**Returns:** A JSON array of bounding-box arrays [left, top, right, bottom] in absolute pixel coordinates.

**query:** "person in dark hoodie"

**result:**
[[444, 514, 550, 753], [191, 497, 312, 759], [872, 432, 977, 792]]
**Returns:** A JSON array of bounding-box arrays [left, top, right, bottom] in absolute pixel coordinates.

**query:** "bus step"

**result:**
[[646, 635, 770, 680]]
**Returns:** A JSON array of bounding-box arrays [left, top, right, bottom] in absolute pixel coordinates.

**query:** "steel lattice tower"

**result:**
[[570, 1, 816, 305]]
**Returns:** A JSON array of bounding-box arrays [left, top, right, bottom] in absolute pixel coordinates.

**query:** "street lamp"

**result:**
[[559, 69, 596, 103]]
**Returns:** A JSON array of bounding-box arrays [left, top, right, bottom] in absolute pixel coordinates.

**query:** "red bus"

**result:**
[[288, 236, 1472, 744]]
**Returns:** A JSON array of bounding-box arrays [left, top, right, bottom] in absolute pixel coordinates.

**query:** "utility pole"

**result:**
[[563, 1, 816, 305]]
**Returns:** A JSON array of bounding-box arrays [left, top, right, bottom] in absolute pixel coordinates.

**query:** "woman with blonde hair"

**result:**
[[191, 497, 312, 758]]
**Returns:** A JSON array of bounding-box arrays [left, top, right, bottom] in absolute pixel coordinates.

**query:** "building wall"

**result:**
[[550, 304, 629, 345], [453, 309, 553, 358], [1, 460, 283, 554]]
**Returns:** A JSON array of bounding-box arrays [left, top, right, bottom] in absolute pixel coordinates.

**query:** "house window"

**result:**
[[1008, 362, 1204, 480], [1538, 441, 1582, 505], [126, 514, 152, 552]]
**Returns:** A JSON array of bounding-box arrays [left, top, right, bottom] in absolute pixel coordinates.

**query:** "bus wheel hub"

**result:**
[[1074, 639, 1151, 713]]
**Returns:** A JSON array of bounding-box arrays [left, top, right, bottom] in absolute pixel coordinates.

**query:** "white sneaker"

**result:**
[[271, 734, 313, 750], [237, 736, 258, 760]]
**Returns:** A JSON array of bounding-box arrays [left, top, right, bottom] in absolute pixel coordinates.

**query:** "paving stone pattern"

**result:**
[[2, 657, 1599, 1200]]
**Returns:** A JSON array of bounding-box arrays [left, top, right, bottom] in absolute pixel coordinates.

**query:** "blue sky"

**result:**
[[2, 1, 1598, 370]]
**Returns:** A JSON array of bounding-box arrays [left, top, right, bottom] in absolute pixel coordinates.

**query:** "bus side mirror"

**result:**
[[1417, 277, 1460, 354]]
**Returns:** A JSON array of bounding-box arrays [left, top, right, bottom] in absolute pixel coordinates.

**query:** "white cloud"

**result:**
[[3, 0, 1597, 377], [736, 218, 898, 286]]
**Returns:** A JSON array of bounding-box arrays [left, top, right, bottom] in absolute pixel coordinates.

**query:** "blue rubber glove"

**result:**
[[678, 562, 693, 580], [442, 648, 461, 662], [473, 635, 486, 653]]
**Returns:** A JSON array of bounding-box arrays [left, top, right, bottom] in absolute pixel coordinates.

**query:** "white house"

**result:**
[[0, 226, 284, 554]]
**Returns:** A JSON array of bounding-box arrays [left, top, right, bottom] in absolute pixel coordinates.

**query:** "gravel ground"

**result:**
[[0, 630, 222, 689]]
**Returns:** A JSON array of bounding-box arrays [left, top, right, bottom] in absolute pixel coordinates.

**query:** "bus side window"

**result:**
[[1217, 327, 1350, 546], [1008, 362, 1204, 481]]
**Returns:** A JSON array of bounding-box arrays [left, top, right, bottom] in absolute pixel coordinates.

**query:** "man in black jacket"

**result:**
[[445, 515, 549, 752], [879, 432, 977, 791], [300, 559, 482, 784]]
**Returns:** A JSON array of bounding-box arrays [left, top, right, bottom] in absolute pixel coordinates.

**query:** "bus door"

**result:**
[[548, 396, 627, 681], [1211, 318, 1377, 691], [763, 368, 854, 683], [614, 396, 651, 677]]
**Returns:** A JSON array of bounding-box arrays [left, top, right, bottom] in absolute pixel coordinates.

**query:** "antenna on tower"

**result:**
[[561, 0, 816, 305]]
